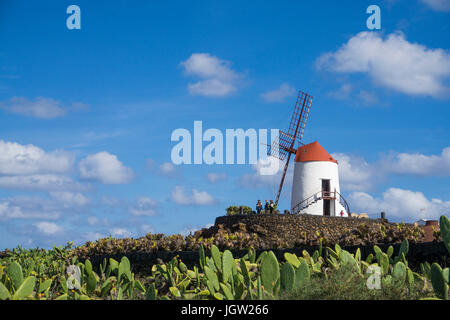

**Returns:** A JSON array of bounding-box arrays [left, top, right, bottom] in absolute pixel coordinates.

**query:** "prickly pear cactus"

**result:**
[[392, 262, 407, 284], [260, 251, 279, 295], [211, 245, 222, 272], [284, 253, 300, 268], [440, 215, 450, 254], [280, 262, 295, 292], [222, 250, 234, 283], [294, 260, 310, 290], [430, 263, 448, 300], [394, 240, 409, 264]]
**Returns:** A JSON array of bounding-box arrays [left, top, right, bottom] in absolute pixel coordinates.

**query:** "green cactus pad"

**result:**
[[284, 252, 300, 268], [7, 261, 23, 290], [280, 262, 295, 292], [260, 251, 280, 295], [392, 262, 407, 283], [211, 245, 222, 272], [430, 263, 448, 300], [440, 215, 450, 255], [222, 250, 234, 283]]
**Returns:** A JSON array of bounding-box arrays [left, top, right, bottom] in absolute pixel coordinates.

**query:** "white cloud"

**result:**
[[140, 224, 154, 234], [332, 147, 450, 193], [327, 84, 353, 100], [171, 186, 217, 206], [0, 140, 73, 175], [239, 156, 291, 190], [129, 197, 158, 216], [192, 189, 217, 205], [348, 188, 450, 222], [420, 0, 450, 12], [78, 151, 134, 184], [180, 53, 241, 97], [316, 31, 450, 97], [158, 162, 181, 178], [206, 172, 227, 183], [35, 221, 62, 235], [327, 84, 379, 106], [0, 201, 28, 220], [357, 90, 379, 106], [110, 228, 131, 238], [49, 191, 90, 207], [261, 83, 296, 103], [380, 147, 450, 176], [331, 153, 377, 191], [0, 197, 60, 220], [240, 147, 450, 196], [100, 195, 122, 206], [0, 174, 85, 191], [0, 96, 67, 119], [0, 191, 93, 221], [82, 231, 104, 242], [0, 140, 86, 192], [188, 79, 237, 97]]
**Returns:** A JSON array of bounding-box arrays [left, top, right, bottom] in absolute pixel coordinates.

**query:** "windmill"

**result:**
[[267, 90, 313, 207]]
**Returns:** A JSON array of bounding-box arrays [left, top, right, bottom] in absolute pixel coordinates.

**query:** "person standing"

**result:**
[[269, 200, 274, 214], [256, 200, 262, 214], [264, 200, 269, 213]]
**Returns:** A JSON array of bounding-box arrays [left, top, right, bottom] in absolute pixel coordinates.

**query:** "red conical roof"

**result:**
[[294, 141, 338, 163]]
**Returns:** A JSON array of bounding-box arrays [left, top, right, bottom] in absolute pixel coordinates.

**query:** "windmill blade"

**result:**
[[271, 90, 313, 207], [266, 131, 295, 161], [287, 91, 313, 147]]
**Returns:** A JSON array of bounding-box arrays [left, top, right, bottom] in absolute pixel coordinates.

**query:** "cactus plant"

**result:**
[[392, 261, 407, 284], [211, 245, 222, 272], [380, 253, 390, 275], [430, 263, 448, 300], [260, 251, 279, 295], [280, 262, 295, 292], [440, 215, 450, 254], [284, 252, 300, 268], [1, 216, 449, 300], [294, 260, 310, 290], [12, 276, 36, 300], [7, 261, 23, 291], [199, 245, 206, 272], [443, 268, 449, 284], [0, 282, 11, 300], [394, 240, 409, 264], [204, 266, 220, 291], [222, 250, 234, 283]]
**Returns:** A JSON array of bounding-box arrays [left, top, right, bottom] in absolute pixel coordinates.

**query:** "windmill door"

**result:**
[[322, 179, 331, 216]]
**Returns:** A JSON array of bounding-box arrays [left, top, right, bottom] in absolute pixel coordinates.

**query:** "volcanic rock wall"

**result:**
[[210, 213, 425, 247]]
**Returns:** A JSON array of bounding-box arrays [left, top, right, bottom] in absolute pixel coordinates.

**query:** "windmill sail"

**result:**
[[267, 90, 313, 206]]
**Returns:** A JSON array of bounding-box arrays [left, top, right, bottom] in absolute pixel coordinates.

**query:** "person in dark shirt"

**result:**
[[269, 200, 274, 214], [256, 200, 262, 214], [264, 200, 269, 213]]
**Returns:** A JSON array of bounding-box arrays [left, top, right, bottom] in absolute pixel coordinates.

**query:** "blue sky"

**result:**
[[0, 0, 449, 250]]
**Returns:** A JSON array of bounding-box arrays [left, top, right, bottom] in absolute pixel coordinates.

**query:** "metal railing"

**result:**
[[291, 190, 351, 216]]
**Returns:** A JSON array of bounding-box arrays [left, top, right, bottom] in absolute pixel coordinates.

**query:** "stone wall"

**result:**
[[82, 214, 445, 274], [208, 213, 424, 247]]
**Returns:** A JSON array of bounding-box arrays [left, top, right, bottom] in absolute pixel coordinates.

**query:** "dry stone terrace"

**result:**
[[60, 213, 448, 274], [207, 213, 425, 247]]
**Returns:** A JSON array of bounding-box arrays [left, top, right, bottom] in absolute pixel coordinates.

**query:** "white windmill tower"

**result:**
[[268, 90, 350, 216], [290, 141, 349, 216]]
